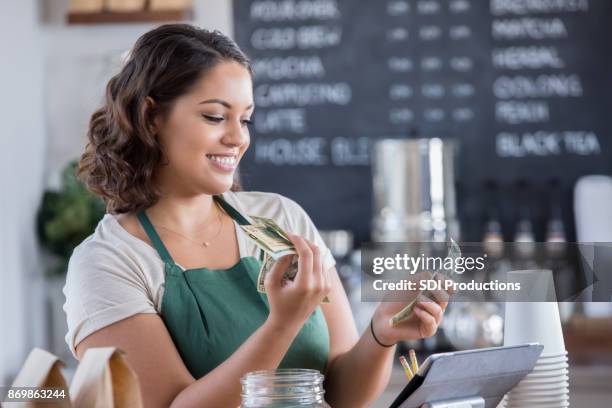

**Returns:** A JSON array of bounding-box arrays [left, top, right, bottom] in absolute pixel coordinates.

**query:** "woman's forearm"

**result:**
[[170, 319, 302, 408], [324, 322, 396, 408]]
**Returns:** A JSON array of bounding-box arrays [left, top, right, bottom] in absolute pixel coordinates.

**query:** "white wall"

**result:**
[[0, 0, 46, 384], [0, 0, 233, 383]]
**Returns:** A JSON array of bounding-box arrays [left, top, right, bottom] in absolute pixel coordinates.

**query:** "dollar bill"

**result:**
[[257, 252, 272, 292], [241, 225, 295, 255], [242, 216, 329, 303], [389, 238, 460, 326], [256, 252, 298, 292], [249, 215, 292, 241]]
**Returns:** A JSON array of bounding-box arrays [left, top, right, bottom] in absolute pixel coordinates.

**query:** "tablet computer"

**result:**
[[389, 343, 543, 408]]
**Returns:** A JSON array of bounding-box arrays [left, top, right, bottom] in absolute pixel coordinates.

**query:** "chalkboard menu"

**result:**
[[233, 0, 612, 242]]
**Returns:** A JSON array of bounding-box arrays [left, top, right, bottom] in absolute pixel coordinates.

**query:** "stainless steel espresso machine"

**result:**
[[371, 138, 459, 243]]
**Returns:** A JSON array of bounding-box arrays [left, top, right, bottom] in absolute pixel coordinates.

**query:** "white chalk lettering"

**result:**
[[497, 131, 601, 157], [497, 131, 562, 156], [254, 108, 307, 134], [387, 0, 410, 16], [493, 18, 568, 40], [493, 46, 564, 69], [389, 84, 414, 100], [453, 108, 475, 121], [449, 25, 472, 40], [252, 56, 325, 80], [493, 75, 583, 99], [424, 108, 446, 122], [251, 27, 295, 50], [422, 84, 445, 99], [452, 83, 476, 97], [255, 82, 352, 107], [496, 101, 550, 124], [450, 0, 471, 13], [250, 0, 340, 22], [389, 108, 415, 124], [388, 57, 414, 72], [450, 57, 474, 72], [564, 131, 601, 155], [251, 26, 342, 50], [491, 0, 589, 16], [417, 0, 441, 14], [331, 137, 370, 165], [387, 27, 409, 41], [298, 25, 342, 48], [254, 137, 327, 165], [421, 57, 443, 71], [420, 25, 442, 41]]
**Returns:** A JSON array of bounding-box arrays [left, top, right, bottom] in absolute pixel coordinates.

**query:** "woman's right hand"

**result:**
[[264, 233, 331, 332]]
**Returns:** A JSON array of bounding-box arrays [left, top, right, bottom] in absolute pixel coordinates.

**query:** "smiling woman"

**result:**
[[77, 25, 253, 213], [63, 23, 450, 408]]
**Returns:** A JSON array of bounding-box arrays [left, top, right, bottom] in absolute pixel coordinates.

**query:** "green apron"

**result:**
[[136, 195, 330, 378]]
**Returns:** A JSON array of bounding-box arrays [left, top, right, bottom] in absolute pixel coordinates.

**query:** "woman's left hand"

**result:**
[[370, 273, 453, 346]]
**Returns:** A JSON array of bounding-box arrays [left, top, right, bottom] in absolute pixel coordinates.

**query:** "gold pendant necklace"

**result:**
[[153, 202, 224, 248]]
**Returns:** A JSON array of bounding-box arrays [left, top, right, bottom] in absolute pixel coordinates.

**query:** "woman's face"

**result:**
[[153, 60, 253, 196]]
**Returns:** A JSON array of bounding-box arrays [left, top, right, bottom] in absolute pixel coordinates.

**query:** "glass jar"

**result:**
[[240, 369, 331, 408]]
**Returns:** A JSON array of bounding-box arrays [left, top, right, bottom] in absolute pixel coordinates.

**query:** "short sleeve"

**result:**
[[62, 241, 157, 358], [278, 196, 336, 271]]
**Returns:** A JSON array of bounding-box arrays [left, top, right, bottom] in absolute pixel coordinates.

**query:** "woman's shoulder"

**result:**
[[223, 190, 309, 225], [69, 214, 118, 261], [66, 213, 156, 283], [64, 213, 160, 313], [224, 190, 287, 206], [69, 214, 131, 262], [63, 214, 160, 357]]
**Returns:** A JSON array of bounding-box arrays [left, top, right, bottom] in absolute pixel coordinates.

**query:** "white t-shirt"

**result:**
[[62, 191, 335, 358]]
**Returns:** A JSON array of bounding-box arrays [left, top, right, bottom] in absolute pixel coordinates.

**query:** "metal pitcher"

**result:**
[[371, 138, 459, 242]]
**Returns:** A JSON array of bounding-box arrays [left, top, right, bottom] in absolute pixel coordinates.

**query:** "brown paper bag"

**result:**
[[104, 0, 147, 12], [149, 0, 192, 11], [69, 348, 143, 408], [68, 0, 104, 13], [9, 348, 71, 408]]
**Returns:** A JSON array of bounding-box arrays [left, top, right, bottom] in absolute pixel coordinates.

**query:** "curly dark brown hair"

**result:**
[[78, 24, 252, 214]]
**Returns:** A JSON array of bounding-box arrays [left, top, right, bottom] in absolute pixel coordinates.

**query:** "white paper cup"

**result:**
[[514, 380, 569, 390], [508, 388, 569, 402], [507, 395, 569, 404], [520, 375, 569, 384], [537, 355, 568, 363], [511, 385, 569, 396], [522, 375, 569, 382], [524, 368, 569, 378], [507, 402, 569, 408], [531, 362, 569, 371], [540, 350, 568, 358], [507, 398, 569, 405], [504, 300, 567, 354], [537, 360, 568, 366], [504, 271, 566, 355]]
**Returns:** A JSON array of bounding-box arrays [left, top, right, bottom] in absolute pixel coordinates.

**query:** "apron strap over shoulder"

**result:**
[[213, 195, 251, 225], [136, 210, 174, 264], [214, 195, 266, 262]]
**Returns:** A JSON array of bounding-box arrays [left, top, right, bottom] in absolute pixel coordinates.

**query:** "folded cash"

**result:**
[[389, 238, 460, 326], [256, 252, 297, 292], [241, 215, 329, 303]]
